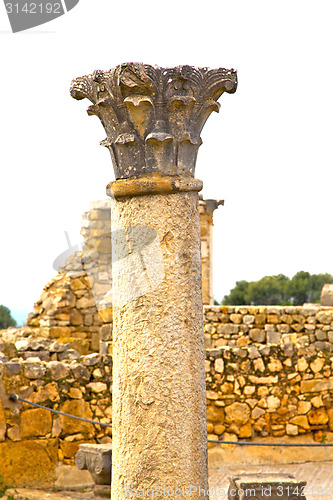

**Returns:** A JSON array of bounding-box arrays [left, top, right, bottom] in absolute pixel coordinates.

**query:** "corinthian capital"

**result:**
[[71, 63, 237, 179]]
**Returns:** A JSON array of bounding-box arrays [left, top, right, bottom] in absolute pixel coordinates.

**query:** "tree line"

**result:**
[[222, 271, 333, 306], [0, 305, 17, 330]]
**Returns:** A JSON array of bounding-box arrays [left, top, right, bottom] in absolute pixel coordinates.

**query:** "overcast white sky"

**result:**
[[1, 0, 333, 325]]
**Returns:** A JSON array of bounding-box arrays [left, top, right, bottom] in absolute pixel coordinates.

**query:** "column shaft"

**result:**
[[111, 190, 207, 497]]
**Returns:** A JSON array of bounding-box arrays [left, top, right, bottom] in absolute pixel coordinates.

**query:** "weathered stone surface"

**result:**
[[47, 361, 71, 380], [69, 387, 83, 399], [266, 331, 281, 344], [0, 440, 58, 487], [29, 381, 60, 403], [327, 408, 333, 431], [76, 443, 112, 486], [307, 408, 328, 425], [71, 363, 90, 380], [87, 382, 107, 393], [251, 407, 265, 419], [249, 329, 265, 342], [321, 285, 333, 306], [297, 357, 308, 372], [310, 357, 325, 373], [88, 60, 238, 499], [61, 400, 94, 435], [207, 405, 225, 423], [49, 341, 70, 353], [225, 403, 250, 426], [297, 401, 312, 414], [5, 361, 21, 376], [316, 310, 333, 324], [70, 310, 84, 326], [83, 353, 101, 366], [228, 473, 306, 500], [289, 415, 310, 429], [21, 409, 52, 438], [267, 395, 280, 411], [253, 357, 265, 372], [300, 378, 333, 393], [54, 463, 94, 491], [311, 395, 323, 408], [0, 400, 6, 442], [23, 361, 46, 379], [267, 358, 283, 372], [214, 358, 224, 373], [286, 423, 298, 436], [71, 63, 237, 180], [7, 424, 21, 441]]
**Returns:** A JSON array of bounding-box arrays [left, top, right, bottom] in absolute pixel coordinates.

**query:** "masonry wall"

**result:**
[[25, 197, 220, 357], [204, 305, 333, 445], [0, 344, 112, 488], [1, 305, 333, 486]]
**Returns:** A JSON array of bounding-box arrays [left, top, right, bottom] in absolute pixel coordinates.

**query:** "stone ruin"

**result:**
[[1, 63, 333, 494], [23, 195, 222, 357]]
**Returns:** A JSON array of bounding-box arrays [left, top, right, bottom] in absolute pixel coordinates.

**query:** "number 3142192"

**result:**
[[5, 3, 62, 14]]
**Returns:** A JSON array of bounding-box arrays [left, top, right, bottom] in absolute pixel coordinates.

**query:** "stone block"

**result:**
[[249, 329, 265, 343], [98, 308, 113, 324], [297, 401, 312, 414], [5, 361, 21, 376], [207, 405, 225, 424], [61, 399, 94, 435], [49, 326, 71, 339], [21, 409, 52, 438], [289, 415, 310, 429], [316, 310, 333, 324], [23, 361, 46, 379], [47, 361, 71, 380], [230, 313, 242, 324], [214, 358, 224, 373], [70, 309, 84, 326], [22, 350, 51, 362], [0, 439, 58, 488], [266, 331, 281, 344], [76, 443, 112, 486], [29, 381, 60, 403], [321, 285, 333, 306], [255, 314, 266, 325], [225, 402, 250, 425], [55, 464, 94, 491], [217, 324, 240, 335], [307, 408, 328, 425], [310, 357, 325, 373], [228, 473, 306, 500], [72, 363, 90, 380], [286, 423, 298, 436]]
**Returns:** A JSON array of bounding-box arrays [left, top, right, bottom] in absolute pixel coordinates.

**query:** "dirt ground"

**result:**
[[4, 461, 333, 499]]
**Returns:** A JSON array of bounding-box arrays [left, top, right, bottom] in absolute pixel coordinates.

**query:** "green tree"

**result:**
[[0, 305, 16, 330], [287, 271, 333, 305], [245, 274, 289, 305], [222, 272, 333, 306], [222, 280, 250, 305]]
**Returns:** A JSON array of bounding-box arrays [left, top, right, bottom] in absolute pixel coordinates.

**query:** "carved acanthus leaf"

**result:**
[[71, 63, 237, 179]]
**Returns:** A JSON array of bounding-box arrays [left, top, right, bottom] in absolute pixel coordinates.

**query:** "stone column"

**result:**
[[71, 63, 237, 499], [199, 197, 224, 305]]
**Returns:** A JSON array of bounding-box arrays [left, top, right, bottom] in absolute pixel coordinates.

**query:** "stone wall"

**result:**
[[27, 200, 113, 355], [204, 305, 333, 446], [0, 343, 112, 488], [25, 197, 221, 357], [2, 304, 333, 486]]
